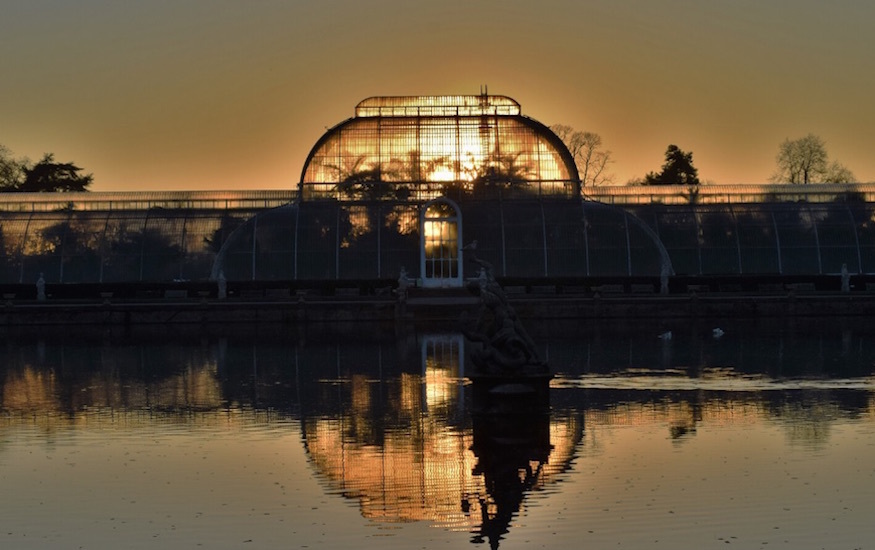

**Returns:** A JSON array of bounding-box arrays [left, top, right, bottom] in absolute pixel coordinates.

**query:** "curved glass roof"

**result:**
[[300, 95, 580, 201]]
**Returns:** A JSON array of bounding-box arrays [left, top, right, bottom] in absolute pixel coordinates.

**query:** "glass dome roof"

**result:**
[[299, 95, 580, 202]]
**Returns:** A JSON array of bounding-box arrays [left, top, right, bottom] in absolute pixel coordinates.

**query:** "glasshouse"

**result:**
[[215, 94, 670, 284], [1, 94, 874, 286]]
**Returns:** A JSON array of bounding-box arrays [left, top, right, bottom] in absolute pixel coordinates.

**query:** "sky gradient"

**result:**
[[2, 0, 874, 191]]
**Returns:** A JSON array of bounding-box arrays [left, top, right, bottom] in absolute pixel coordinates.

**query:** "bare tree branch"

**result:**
[[550, 125, 614, 186]]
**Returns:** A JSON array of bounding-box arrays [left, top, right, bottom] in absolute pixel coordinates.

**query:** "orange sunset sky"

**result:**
[[2, 0, 873, 192]]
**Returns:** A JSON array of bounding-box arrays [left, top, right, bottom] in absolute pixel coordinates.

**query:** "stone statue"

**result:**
[[217, 270, 227, 300], [462, 251, 544, 374], [36, 273, 46, 301], [841, 263, 850, 293], [395, 267, 412, 302]]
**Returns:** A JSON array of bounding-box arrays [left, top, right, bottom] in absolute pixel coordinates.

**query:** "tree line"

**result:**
[[550, 127, 857, 186], [1, 130, 861, 193], [0, 145, 93, 192]]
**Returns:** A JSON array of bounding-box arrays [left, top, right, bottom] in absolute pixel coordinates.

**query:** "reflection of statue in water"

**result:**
[[461, 244, 553, 548], [469, 458, 541, 549], [461, 252, 544, 374], [464, 409, 553, 549]]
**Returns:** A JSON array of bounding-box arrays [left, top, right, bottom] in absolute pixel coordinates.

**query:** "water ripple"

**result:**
[[553, 368, 875, 392]]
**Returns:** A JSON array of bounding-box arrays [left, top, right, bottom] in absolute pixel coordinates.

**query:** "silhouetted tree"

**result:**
[[0, 144, 27, 190], [551, 124, 614, 186], [644, 145, 700, 186], [474, 153, 529, 188], [34, 218, 103, 282], [824, 160, 855, 184], [325, 155, 414, 200], [16, 154, 93, 192], [770, 134, 855, 184]]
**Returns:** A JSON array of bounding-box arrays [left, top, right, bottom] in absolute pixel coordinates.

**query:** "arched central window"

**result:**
[[421, 198, 462, 287]]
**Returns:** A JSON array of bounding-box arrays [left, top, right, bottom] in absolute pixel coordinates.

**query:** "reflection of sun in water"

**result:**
[[424, 366, 453, 409], [424, 336, 463, 409]]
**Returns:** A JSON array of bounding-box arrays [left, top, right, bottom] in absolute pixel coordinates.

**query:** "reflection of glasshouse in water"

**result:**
[[2, 94, 875, 284]]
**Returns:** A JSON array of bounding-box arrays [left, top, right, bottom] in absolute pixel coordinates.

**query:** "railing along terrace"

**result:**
[[0, 190, 297, 212], [584, 183, 875, 205]]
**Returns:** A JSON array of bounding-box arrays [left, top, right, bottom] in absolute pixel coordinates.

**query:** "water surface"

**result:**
[[2, 318, 874, 549]]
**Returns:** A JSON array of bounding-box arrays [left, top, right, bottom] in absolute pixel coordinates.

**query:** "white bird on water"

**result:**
[[712, 328, 725, 338], [658, 330, 672, 340]]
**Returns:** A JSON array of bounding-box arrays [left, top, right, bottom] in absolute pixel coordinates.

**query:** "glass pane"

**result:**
[[697, 206, 739, 274], [735, 207, 779, 274], [813, 204, 860, 273], [502, 202, 545, 278], [583, 203, 629, 276], [424, 219, 458, 279], [297, 204, 337, 280], [460, 201, 503, 275], [544, 201, 588, 277], [381, 203, 420, 280], [773, 205, 819, 275]]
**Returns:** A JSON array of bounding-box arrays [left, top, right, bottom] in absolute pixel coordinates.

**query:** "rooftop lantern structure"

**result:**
[[299, 94, 580, 202]]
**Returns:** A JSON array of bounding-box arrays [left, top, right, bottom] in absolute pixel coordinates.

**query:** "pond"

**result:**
[[1, 317, 874, 549]]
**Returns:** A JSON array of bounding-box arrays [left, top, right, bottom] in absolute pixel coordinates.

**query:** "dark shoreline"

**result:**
[[3, 288, 874, 326]]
